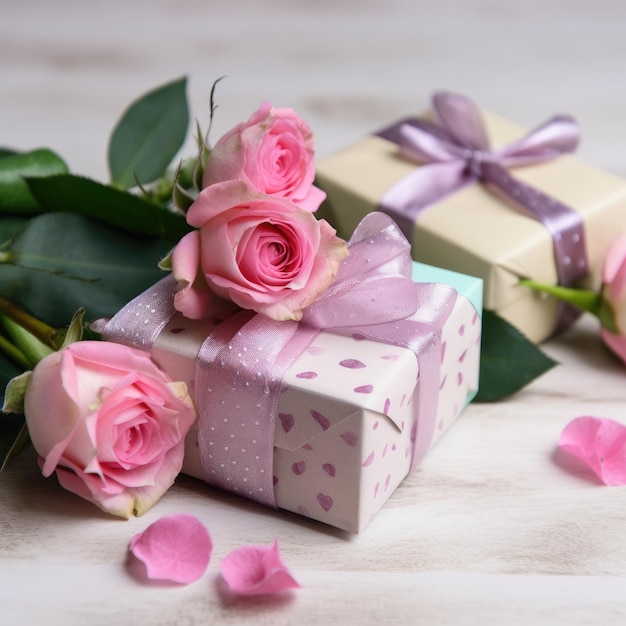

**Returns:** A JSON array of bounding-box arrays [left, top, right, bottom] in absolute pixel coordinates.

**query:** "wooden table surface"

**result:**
[[2, 2, 626, 624]]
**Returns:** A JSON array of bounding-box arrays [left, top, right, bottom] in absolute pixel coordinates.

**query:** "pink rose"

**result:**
[[203, 101, 325, 212], [599, 235, 626, 364], [24, 341, 196, 518], [171, 180, 348, 321]]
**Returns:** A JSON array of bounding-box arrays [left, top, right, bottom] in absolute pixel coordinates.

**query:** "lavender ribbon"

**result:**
[[103, 214, 456, 509], [102, 275, 179, 349], [376, 92, 588, 328], [194, 311, 317, 508], [195, 213, 456, 507]]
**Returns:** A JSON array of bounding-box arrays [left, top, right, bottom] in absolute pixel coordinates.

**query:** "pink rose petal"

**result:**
[[220, 540, 300, 596], [129, 514, 212, 584], [559, 416, 626, 486]]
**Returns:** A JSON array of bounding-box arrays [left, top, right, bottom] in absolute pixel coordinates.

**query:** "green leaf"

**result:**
[[58, 307, 86, 348], [0, 216, 29, 244], [0, 148, 19, 159], [108, 77, 189, 189], [2, 371, 31, 415], [26, 174, 190, 243], [172, 158, 197, 214], [172, 181, 196, 214], [0, 149, 68, 214], [473, 310, 558, 402], [0, 212, 171, 326], [158, 248, 173, 271]]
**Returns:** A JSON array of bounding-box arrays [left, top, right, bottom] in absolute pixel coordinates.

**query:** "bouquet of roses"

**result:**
[[0, 77, 347, 522], [6, 74, 618, 528]]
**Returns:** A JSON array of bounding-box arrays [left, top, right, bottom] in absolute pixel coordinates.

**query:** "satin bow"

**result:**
[[103, 214, 457, 510], [194, 213, 456, 507], [376, 91, 589, 294]]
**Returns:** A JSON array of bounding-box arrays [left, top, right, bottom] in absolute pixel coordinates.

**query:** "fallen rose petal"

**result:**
[[559, 416, 626, 486], [220, 540, 300, 595], [129, 514, 212, 584]]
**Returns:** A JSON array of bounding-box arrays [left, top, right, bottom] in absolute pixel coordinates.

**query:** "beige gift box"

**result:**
[[316, 110, 626, 343]]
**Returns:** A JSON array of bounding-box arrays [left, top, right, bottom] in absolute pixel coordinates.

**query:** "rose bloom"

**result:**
[[24, 341, 196, 518], [599, 234, 626, 364], [171, 180, 348, 322], [203, 101, 326, 212]]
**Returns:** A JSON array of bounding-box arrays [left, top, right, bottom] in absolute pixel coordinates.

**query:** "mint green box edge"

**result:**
[[411, 261, 483, 404]]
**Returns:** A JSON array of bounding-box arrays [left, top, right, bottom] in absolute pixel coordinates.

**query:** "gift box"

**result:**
[[103, 218, 482, 533], [315, 92, 626, 343]]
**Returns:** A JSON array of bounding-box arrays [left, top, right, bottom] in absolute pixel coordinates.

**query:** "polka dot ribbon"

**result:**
[[195, 213, 456, 507], [103, 214, 457, 510], [375, 91, 588, 331], [102, 275, 178, 350]]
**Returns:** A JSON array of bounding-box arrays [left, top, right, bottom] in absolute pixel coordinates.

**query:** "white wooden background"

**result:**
[[2, 1, 626, 624]]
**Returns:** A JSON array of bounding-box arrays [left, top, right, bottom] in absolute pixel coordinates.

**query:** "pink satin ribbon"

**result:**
[[376, 91, 589, 331], [103, 213, 457, 509]]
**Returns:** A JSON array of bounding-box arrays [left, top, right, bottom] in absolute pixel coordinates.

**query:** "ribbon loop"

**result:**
[[433, 91, 491, 151], [396, 122, 464, 163], [496, 114, 579, 167], [303, 213, 418, 327]]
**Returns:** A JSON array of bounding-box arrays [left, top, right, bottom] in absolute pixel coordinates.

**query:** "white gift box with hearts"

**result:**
[[145, 262, 482, 533]]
